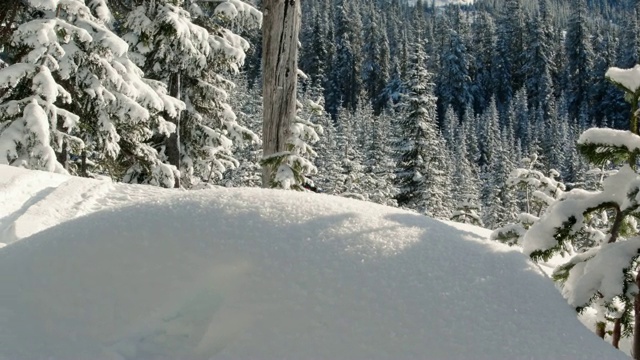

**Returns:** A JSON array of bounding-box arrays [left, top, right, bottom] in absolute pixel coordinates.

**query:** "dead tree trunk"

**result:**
[[613, 317, 621, 349], [261, 0, 301, 187]]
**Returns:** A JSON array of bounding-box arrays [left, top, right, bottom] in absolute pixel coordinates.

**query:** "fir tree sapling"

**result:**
[[491, 153, 565, 245], [522, 65, 640, 353]]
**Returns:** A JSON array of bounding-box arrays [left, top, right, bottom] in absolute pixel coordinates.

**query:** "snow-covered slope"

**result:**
[[0, 166, 627, 359]]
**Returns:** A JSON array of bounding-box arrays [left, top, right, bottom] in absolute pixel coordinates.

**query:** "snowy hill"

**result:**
[[0, 165, 627, 359]]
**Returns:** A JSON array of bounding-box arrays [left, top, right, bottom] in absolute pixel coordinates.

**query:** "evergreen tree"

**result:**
[[523, 1, 555, 118], [437, 26, 472, 119], [492, 0, 525, 107], [223, 75, 263, 188], [333, 107, 368, 198], [523, 65, 640, 352], [123, 0, 261, 187], [492, 153, 565, 245], [0, 0, 183, 187], [326, 0, 363, 117], [365, 111, 397, 206], [470, 11, 496, 114], [591, 24, 620, 126], [565, 0, 595, 121], [362, 4, 390, 114], [450, 124, 482, 226], [394, 41, 451, 218], [303, 0, 331, 90], [482, 129, 516, 229]]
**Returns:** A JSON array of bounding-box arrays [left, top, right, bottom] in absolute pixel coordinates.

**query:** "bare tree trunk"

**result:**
[[166, 72, 181, 188], [261, 0, 301, 187], [80, 150, 87, 177], [613, 317, 621, 349]]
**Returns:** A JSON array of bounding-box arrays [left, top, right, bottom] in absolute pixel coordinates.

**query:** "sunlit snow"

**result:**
[[0, 165, 627, 359]]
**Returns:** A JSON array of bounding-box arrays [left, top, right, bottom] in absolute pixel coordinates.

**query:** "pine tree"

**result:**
[[223, 75, 263, 188], [394, 40, 451, 218], [123, 0, 260, 188], [362, 4, 390, 115], [565, 0, 595, 121], [493, 0, 525, 107], [470, 11, 496, 114], [437, 26, 472, 119], [0, 0, 183, 187], [482, 127, 517, 229], [523, 1, 555, 118], [365, 111, 397, 206], [450, 124, 482, 226], [492, 153, 565, 245], [591, 24, 620, 126], [326, 0, 363, 117], [523, 65, 640, 353], [333, 107, 367, 198]]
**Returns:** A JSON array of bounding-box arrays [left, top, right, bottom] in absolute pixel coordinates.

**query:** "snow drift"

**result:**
[[0, 166, 627, 359]]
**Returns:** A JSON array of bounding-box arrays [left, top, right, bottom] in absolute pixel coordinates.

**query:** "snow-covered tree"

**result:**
[[450, 123, 482, 226], [437, 27, 472, 119], [0, 0, 183, 187], [326, 0, 363, 117], [565, 0, 594, 122], [523, 65, 640, 352], [123, 0, 261, 187], [492, 153, 564, 245], [364, 111, 397, 206], [394, 40, 451, 218], [223, 74, 263, 188], [362, 3, 390, 114], [331, 106, 368, 199]]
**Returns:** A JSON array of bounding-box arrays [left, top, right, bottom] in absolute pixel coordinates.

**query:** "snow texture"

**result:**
[[606, 64, 640, 93], [0, 165, 627, 360], [561, 239, 640, 307], [579, 128, 640, 153]]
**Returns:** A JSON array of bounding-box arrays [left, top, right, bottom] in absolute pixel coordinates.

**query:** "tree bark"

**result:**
[[613, 317, 621, 349], [80, 150, 87, 178], [261, 0, 301, 187], [166, 72, 181, 188]]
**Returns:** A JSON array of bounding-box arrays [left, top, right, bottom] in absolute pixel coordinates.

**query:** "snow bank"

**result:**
[[0, 166, 627, 359]]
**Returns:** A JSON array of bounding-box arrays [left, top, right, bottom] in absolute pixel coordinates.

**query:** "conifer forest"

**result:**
[[8, 0, 640, 354]]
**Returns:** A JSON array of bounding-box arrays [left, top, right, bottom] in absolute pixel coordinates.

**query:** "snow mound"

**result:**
[[0, 166, 627, 359]]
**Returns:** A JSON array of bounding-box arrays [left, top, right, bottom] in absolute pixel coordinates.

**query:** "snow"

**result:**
[[523, 165, 638, 256], [606, 65, 640, 93], [561, 239, 640, 307], [0, 165, 627, 360], [579, 128, 640, 153]]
